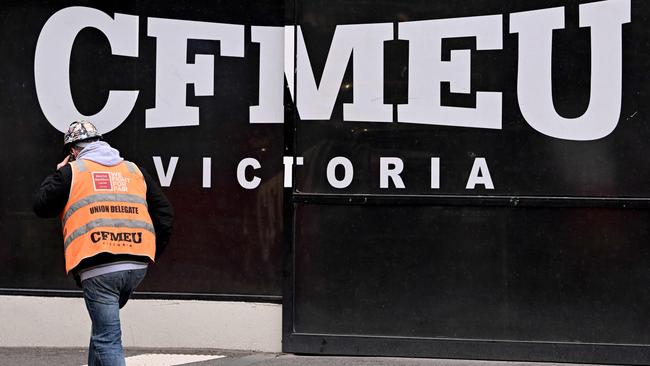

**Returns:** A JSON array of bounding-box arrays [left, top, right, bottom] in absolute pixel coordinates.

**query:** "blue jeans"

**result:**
[[81, 268, 147, 366]]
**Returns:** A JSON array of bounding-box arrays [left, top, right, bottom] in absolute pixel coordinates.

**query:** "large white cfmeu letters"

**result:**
[[34, 7, 246, 132], [288, 24, 393, 122], [146, 18, 244, 128], [510, 0, 631, 141], [398, 15, 503, 129], [250, 26, 285, 124], [34, 7, 139, 133], [254, 23, 393, 123], [34, 0, 631, 139]]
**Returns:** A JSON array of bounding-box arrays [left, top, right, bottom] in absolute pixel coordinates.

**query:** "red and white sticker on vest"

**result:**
[[92, 172, 112, 191]]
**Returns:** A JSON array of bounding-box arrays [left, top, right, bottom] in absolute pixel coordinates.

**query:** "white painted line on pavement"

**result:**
[[82, 353, 225, 366]]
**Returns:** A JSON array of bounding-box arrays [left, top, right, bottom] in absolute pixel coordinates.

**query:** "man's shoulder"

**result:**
[[58, 163, 73, 181]]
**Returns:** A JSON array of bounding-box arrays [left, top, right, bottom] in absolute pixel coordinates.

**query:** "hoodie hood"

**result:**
[[77, 141, 124, 166]]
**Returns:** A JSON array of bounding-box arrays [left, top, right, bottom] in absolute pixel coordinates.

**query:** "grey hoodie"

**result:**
[[76, 141, 124, 166]]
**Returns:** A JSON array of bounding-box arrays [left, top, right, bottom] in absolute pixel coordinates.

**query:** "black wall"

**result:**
[[0, 0, 285, 301]]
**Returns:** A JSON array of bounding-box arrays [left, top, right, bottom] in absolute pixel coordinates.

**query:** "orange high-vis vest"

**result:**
[[61, 159, 156, 273]]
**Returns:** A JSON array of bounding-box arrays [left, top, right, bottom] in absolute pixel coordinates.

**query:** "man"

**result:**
[[33, 120, 174, 366]]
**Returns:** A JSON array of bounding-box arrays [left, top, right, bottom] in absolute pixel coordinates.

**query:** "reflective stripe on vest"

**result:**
[[61, 160, 155, 273], [75, 160, 87, 172], [125, 161, 137, 174], [64, 218, 155, 250]]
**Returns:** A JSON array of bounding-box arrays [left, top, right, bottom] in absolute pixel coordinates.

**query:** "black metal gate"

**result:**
[[283, 0, 650, 364]]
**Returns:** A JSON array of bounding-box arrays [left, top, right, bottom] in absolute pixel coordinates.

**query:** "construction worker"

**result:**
[[33, 120, 174, 366]]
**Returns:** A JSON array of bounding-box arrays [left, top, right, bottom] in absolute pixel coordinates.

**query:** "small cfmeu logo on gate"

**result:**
[[92, 172, 112, 191]]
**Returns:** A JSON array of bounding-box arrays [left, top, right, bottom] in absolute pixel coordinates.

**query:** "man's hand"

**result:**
[[56, 155, 71, 170]]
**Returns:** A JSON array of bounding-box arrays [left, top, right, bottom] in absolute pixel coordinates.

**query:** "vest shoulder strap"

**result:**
[[71, 160, 87, 172], [124, 161, 139, 175]]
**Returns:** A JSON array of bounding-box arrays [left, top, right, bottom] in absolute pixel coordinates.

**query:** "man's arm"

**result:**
[[33, 164, 72, 218], [140, 167, 174, 259]]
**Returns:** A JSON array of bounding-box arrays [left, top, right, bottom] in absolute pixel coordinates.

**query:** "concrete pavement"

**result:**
[[0, 348, 613, 366]]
